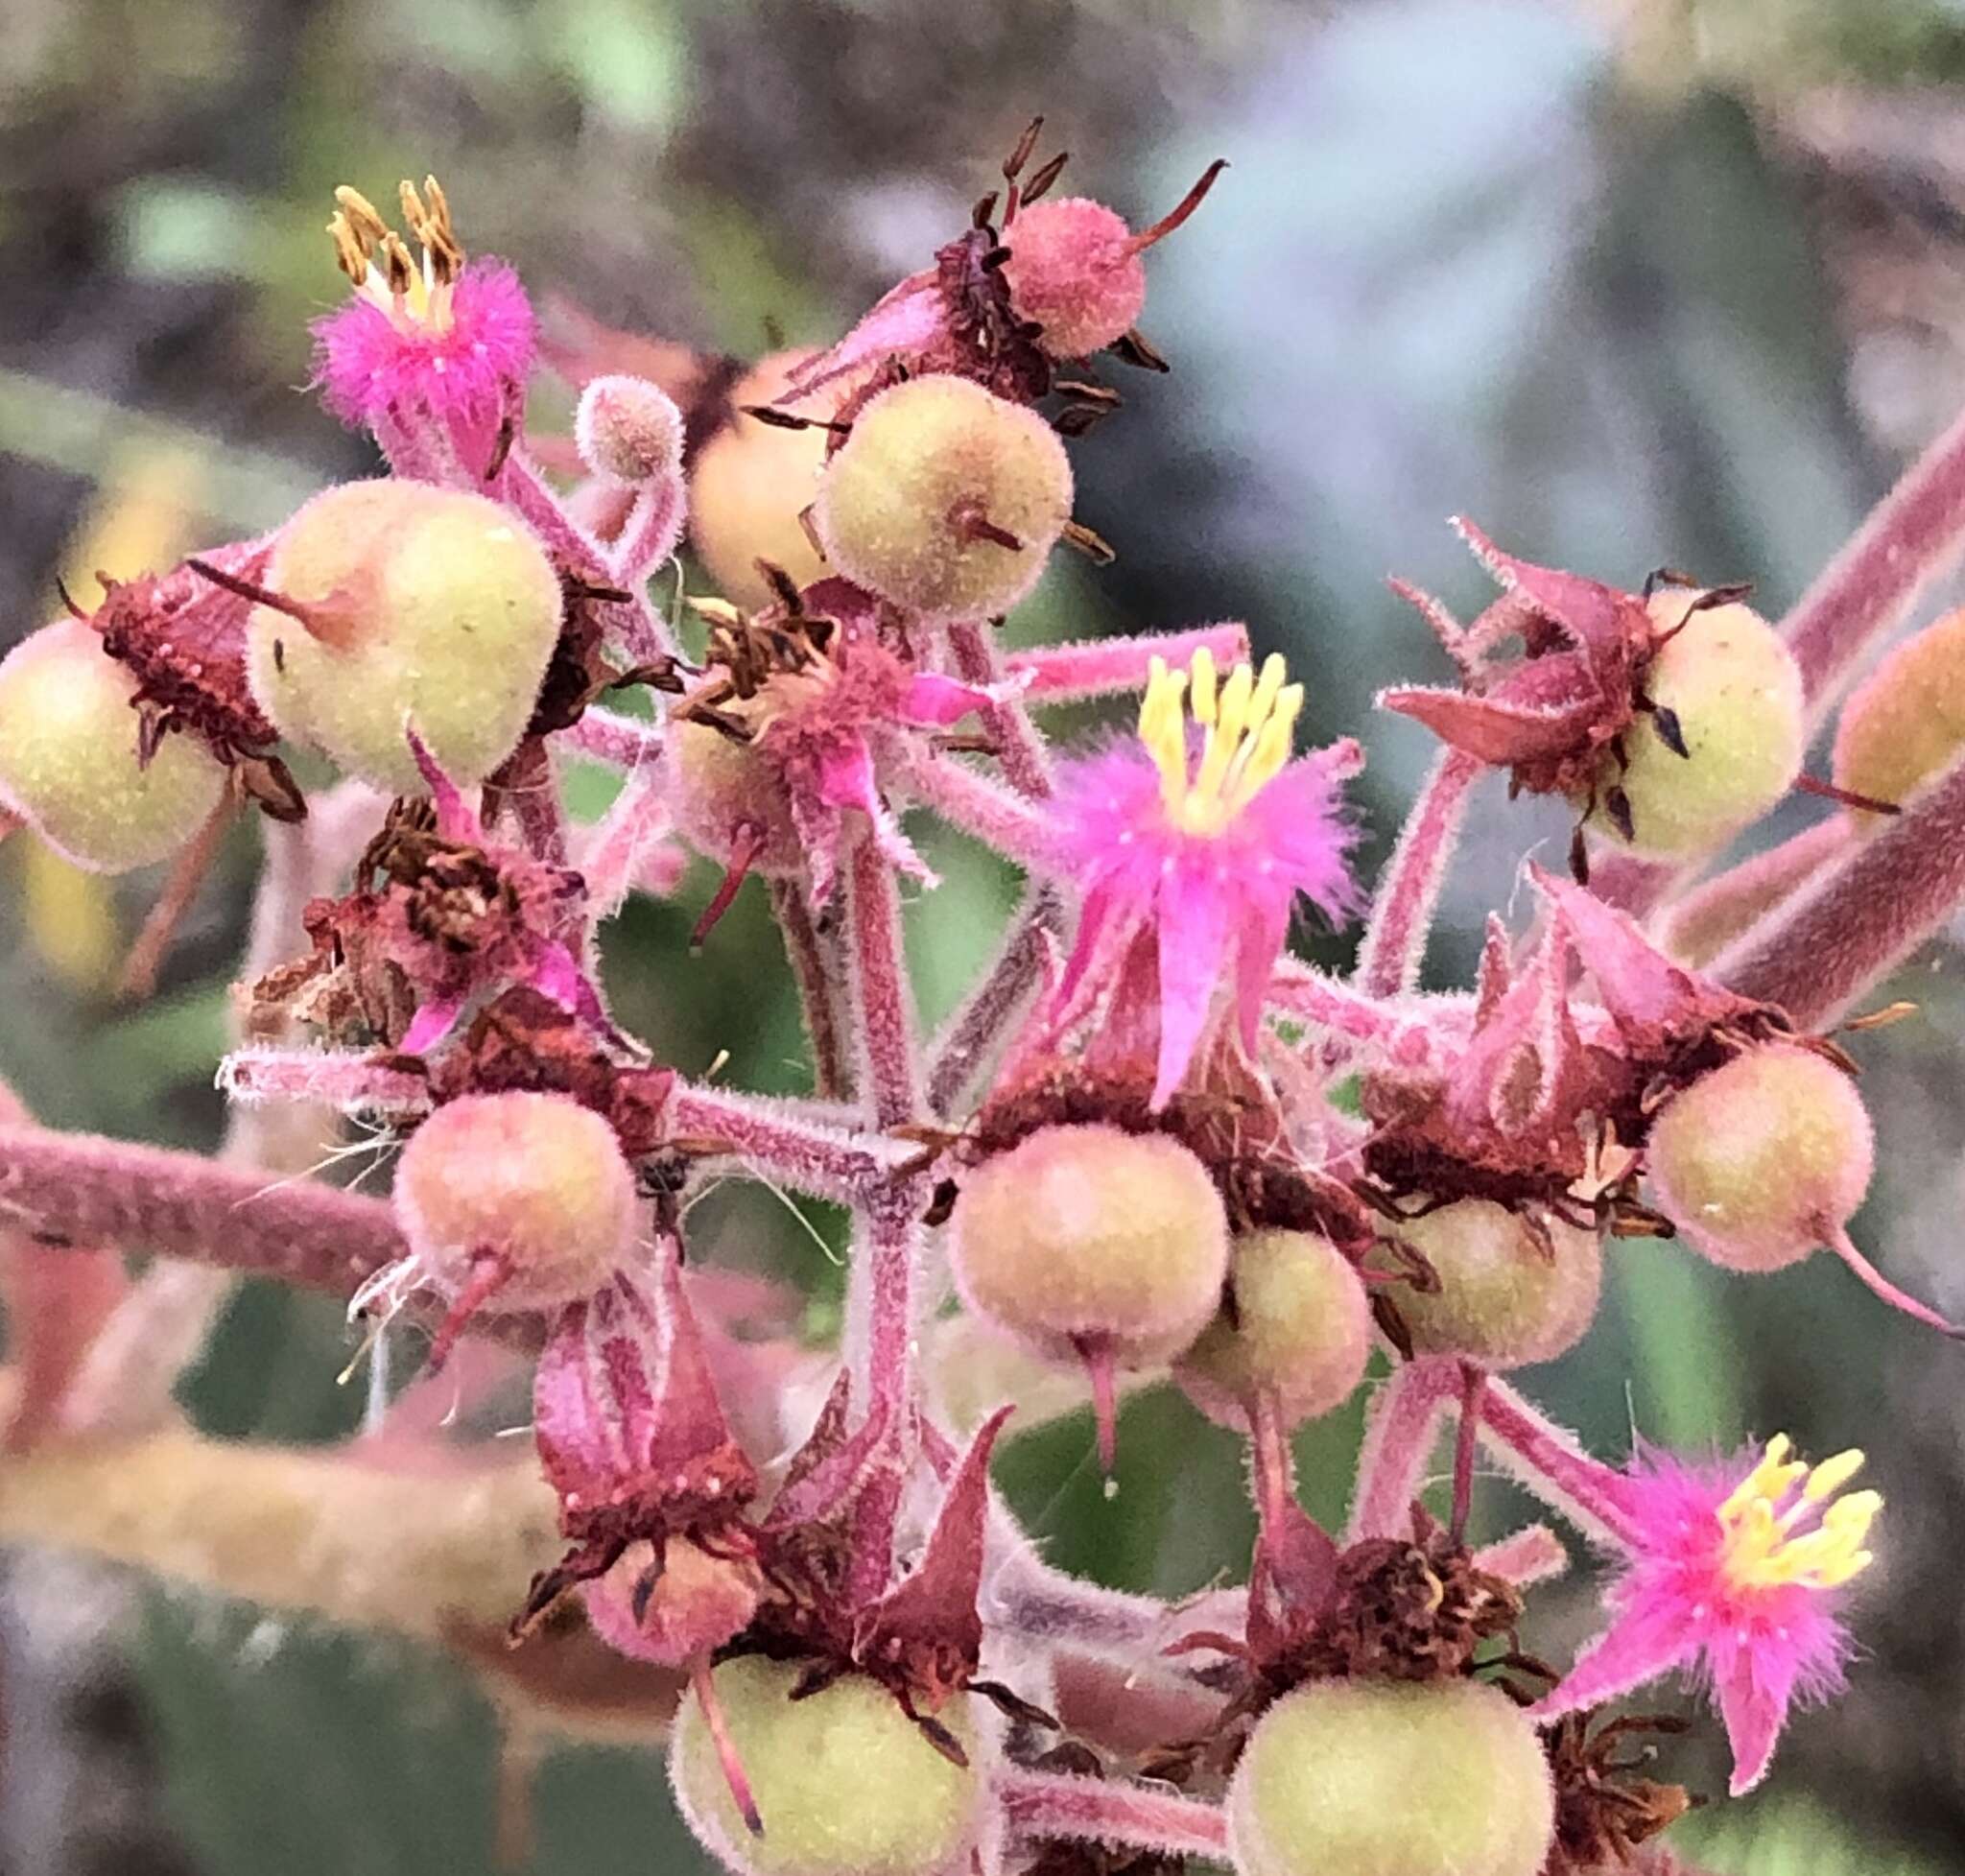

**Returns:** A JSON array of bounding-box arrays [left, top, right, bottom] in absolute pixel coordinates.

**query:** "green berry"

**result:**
[[0, 619, 226, 872], [1177, 1228, 1372, 1430], [1645, 1045, 1871, 1272], [1227, 1677, 1554, 1876], [813, 376, 1072, 622], [1587, 593, 1803, 855], [949, 1124, 1229, 1368], [1394, 1200, 1601, 1368], [1834, 605, 1965, 817], [246, 480, 562, 793], [671, 1656, 985, 1876], [393, 1091, 638, 1306]]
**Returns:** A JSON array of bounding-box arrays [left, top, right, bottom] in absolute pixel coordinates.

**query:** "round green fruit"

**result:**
[[671, 1656, 985, 1876], [0, 619, 226, 872], [1833, 606, 1965, 818], [1586, 592, 1803, 856], [246, 480, 562, 793], [393, 1091, 638, 1307], [666, 718, 803, 876], [948, 1123, 1229, 1368], [1394, 1200, 1601, 1368], [1228, 1676, 1555, 1876], [1177, 1228, 1372, 1430], [1645, 1045, 1871, 1272], [813, 375, 1072, 623]]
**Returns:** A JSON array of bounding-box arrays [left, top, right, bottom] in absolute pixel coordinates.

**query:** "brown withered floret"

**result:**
[[1540, 1708, 1699, 1873]]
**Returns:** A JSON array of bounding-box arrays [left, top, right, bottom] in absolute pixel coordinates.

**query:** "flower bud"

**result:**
[[245, 480, 562, 793], [0, 619, 226, 872], [575, 373, 685, 485], [1227, 1677, 1554, 1876], [671, 1656, 985, 1876], [1587, 593, 1804, 855], [690, 353, 836, 610], [666, 720, 803, 875], [1176, 1228, 1372, 1431], [1393, 1201, 1601, 1368], [1645, 1045, 1870, 1273], [1001, 199, 1148, 360], [813, 376, 1072, 622], [949, 1124, 1229, 1369], [1833, 605, 1965, 817], [392, 1091, 638, 1309]]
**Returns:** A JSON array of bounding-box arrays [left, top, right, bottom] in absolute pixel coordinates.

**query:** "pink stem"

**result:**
[[845, 835, 922, 1129], [1470, 1524, 1568, 1587], [580, 764, 674, 925], [845, 1184, 925, 1451], [1354, 747, 1482, 997], [562, 707, 664, 770], [994, 1769, 1229, 1862], [948, 621, 1053, 797], [220, 1046, 432, 1116], [1473, 1380, 1643, 1550], [1346, 1357, 1456, 1540], [1449, 1362, 1485, 1543], [770, 879, 852, 1103], [1710, 748, 1965, 1028], [663, 1083, 909, 1203], [1828, 1223, 1961, 1337], [926, 885, 1061, 1118], [1656, 817, 1854, 964], [1266, 958, 1446, 1060], [1783, 395, 1965, 723], [900, 748, 1054, 868], [0, 1125, 409, 1299], [1004, 623, 1251, 704], [605, 473, 686, 586]]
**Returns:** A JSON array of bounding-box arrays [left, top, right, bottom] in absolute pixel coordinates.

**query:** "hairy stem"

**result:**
[[663, 1082, 910, 1202], [1004, 622, 1250, 704], [994, 1769, 1228, 1861], [770, 878, 852, 1103], [1656, 817, 1854, 965], [927, 884, 1062, 1118], [845, 835, 923, 1129], [901, 747, 1054, 869], [1473, 1380, 1641, 1549], [948, 621, 1053, 797], [1354, 748, 1482, 997], [564, 706, 665, 770], [1346, 1357, 1456, 1540]]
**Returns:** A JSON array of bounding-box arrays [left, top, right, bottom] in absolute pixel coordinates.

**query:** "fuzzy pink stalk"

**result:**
[[1657, 817, 1854, 964], [770, 880, 852, 1102], [926, 885, 1062, 1117], [580, 765, 673, 925], [1473, 1380, 1643, 1549], [1004, 623, 1250, 704], [662, 1082, 909, 1202], [995, 1769, 1229, 1862], [220, 1046, 432, 1117], [1353, 747, 1482, 997], [844, 834, 923, 1129], [1471, 1524, 1569, 1587], [900, 747, 1054, 868], [948, 620, 1053, 796], [563, 707, 664, 771], [0, 1125, 410, 1298], [1267, 957, 1443, 1060], [1345, 1357, 1456, 1540], [604, 473, 686, 586], [1784, 396, 1965, 722], [1711, 748, 1965, 1028]]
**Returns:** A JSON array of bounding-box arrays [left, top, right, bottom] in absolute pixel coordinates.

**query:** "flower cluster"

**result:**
[[5, 121, 1965, 1876]]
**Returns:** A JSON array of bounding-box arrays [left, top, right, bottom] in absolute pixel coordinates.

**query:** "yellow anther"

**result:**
[[328, 176, 465, 326], [1716, 1437, 1880, 1595], [1136, 650, 1301, 835]]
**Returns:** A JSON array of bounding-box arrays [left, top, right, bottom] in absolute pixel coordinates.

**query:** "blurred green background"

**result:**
[[5, 0, 1965, 1870]]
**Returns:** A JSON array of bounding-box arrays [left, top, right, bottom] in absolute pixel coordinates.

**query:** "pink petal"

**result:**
[[1151, 862, 1235, 1108], [1716, 1660, 1790, 1797], [404, 726, 483, 843], [399, 994, 466, 1057], [1531, 1599, 1700, 1722], [901, 672, 995, 727]]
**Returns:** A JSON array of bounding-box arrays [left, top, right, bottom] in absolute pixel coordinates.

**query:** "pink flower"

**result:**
[[1049, 649, 1361, 1107], [313, 178, 534, 451], [1539, 1435, 1880, 1796]]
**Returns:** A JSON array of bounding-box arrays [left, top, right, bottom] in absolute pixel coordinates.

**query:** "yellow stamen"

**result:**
[[1138, 650, 1301, 836], [1716, 1437, 1880, 1594], [327, 176, 466, 330]]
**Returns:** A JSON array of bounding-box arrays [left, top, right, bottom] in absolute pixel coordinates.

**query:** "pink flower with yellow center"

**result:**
[[1050, 648, 1361, 1107], [313, 178, 534, 453], [1539, 1435, 1882, 1796]]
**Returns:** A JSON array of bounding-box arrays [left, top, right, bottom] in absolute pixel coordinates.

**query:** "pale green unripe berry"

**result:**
[[0, 620, 227, 872], [1646, 1045, 1872, 1272], [393, 1091, 638, 1307], [671, 1656, 985, 1876], [813, 376, 1072, 623], [666, 719, 804, 875], [246, 480, 562, 793], [1228, 1677, 1554, 1876], [1587, 593, 1804, 855], [1834, 606, 1965, 818], [949, 1124, 1229, 1367], [1394, 1200, 1601, 1368], [1177, 1228, 1372, 1430]]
